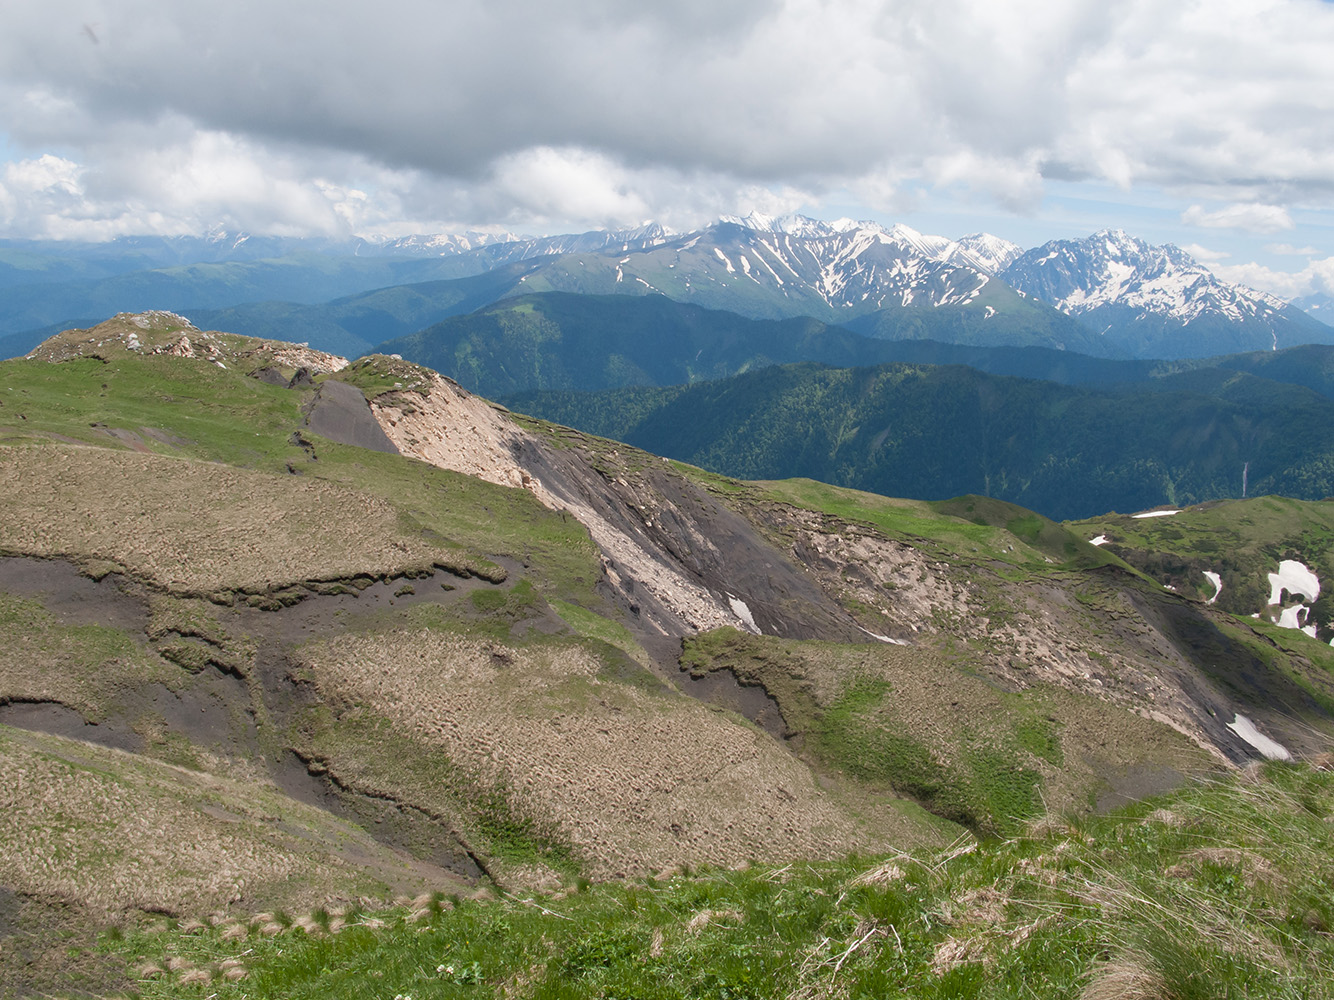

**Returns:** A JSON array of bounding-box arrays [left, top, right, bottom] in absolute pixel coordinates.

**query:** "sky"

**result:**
[[3, 0, 1334, 299]]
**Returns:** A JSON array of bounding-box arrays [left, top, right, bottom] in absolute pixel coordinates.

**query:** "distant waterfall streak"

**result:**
[[1242, 461, 1249, 499]]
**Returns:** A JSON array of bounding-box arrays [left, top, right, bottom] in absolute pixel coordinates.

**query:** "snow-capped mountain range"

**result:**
[[717, 211, 1023, 278], [437, 212, 1325, 357], [2, 215, 1329, 362], [1000, 230, 1329, 358]]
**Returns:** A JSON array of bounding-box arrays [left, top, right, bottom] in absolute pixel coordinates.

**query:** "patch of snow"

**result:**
[[1278, 605, 1305, 630], [1132, 509, 1180, 518], [1203, 571, 1222, 604], [1226, 714, 1291, 761], [859, 627, 910, 646], [983, 306, 996, 319], [1268, 559, 1319, 604], [728, 595, 761, 635], [1089, 535, 1109, 546]]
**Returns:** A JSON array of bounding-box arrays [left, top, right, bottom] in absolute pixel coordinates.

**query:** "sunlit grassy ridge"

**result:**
[[95, 763, 1334, 999], [0, 349, 603, 603], [757, 479, 1132, 574], [1071, 496, 1334, 615]]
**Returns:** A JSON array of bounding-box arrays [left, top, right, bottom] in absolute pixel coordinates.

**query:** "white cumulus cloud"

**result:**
[[1, 0, 1333, 236], [1209, 256, 1334, 300], [1181, 203, 1295, 235], [1180, 243, 1231, 262]]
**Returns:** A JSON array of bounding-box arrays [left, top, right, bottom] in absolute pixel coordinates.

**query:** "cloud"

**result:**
[[1181, 203, 1295, 234], [1266, 243, 1320, 256], [1209, 256, 1334, 300], [1180, 243, 1230, 262], [0, 133, 430, 239], [2, 1, 1334, 235]]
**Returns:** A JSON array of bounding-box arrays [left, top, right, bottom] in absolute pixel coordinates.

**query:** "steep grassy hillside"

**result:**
[[4, 313, 1333, 996], [1071, 497, 1334, 639]]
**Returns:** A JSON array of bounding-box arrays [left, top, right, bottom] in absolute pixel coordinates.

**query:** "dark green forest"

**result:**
[[505, 361, 1334, 521]]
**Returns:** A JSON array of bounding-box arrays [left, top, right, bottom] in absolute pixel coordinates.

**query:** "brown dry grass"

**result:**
[[0, 444, 453, 593], [296, 628, 944, 878], [0, 725, 459, 917], [1080, 955, 1170, 1000]]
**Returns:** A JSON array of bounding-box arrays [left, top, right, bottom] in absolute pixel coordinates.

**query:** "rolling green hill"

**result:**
[[377, 292, 946, 397]]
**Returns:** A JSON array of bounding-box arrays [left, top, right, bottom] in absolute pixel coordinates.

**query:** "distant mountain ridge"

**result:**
[[2, 216, 1330, 362], [1001, 230, 1331, 358], [506, 358, 1334, 521]]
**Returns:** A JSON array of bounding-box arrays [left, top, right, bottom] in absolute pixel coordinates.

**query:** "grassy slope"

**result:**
[[90, 762, 1334, 1000], [0, 726, 444, 919], [0, 347, 601, 600], [677, 627, 1212, 835], [0, 335, 635, 916], [0, 328, 957, 924], [1071, 497, 1334, 615]]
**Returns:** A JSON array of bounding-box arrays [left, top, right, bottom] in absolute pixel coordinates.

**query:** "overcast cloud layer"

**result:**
[[2, 0, 1333, 294]]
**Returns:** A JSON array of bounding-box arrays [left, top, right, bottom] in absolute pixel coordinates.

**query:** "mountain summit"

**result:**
[[1001, 229, 1330, 357]]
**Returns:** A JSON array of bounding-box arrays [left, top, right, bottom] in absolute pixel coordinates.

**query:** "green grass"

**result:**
[[677, 628, 1213, 837], [0, 354, 303, 468], [91, 762, 1334, 999], [1070, 495, 1334, 617], [552, 600, 651, 668], [812, 676, 1043, 834], [300, 440, 603, 605], [0, 351, 606, 606]]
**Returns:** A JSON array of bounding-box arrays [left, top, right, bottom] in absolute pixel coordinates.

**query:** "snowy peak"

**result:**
[[946, 233, 1024, 276], [1003, 231, 1279, 323], [1001, 231, 1332, 358], [359, 230, 523, 256], [717, 212, 866, 238], [694, 215, 1006, 311], [716, 213, 1018, 274]]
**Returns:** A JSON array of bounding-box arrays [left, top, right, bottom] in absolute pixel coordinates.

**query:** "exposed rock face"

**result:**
[[370, 371, 866, 641], [304, 380, 398, 454]]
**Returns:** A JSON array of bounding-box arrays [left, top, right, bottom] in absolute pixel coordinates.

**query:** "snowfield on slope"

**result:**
[[1266, 559, 1321, 639]]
